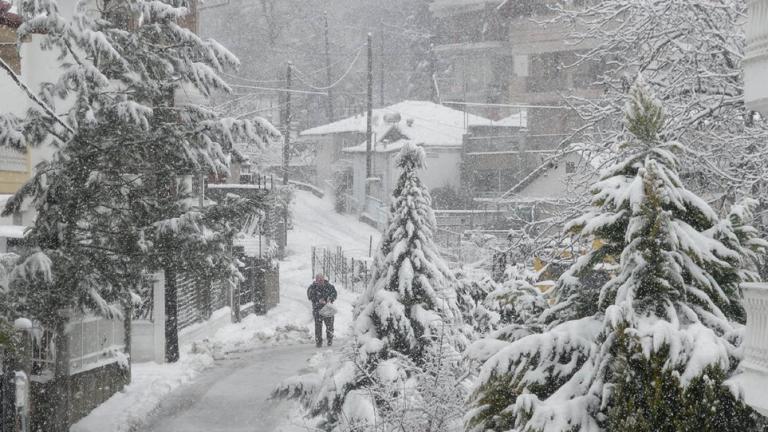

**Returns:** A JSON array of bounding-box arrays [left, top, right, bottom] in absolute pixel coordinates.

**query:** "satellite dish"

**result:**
[[383, 112, 401, 124]]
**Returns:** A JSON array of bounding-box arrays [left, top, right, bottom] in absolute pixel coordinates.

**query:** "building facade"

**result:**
[[430, 0, 602, 200]]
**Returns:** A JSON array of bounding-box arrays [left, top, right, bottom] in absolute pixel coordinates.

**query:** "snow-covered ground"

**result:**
[[71, 190, 380, 432]]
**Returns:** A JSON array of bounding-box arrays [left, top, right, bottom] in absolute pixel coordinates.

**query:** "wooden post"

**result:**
[[123, 292, 132, 382], [369, 235, 373, 258], [164, 266, 179, 363], [52, 318, 71, 432], [379, 22, 385, 106], [153, 271, 166, 364], [323, 11, 334, 122], [311, 246, 316, 279], [283, 62, 292, 186], [365, 33, 373, 197]]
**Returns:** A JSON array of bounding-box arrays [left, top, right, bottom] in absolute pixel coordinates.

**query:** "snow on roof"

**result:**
[[303, 100, 503, 148], [342, 139, 410, 154]]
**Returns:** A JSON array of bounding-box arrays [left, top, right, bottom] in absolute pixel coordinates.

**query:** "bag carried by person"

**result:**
[[319, 303, 337, 317]]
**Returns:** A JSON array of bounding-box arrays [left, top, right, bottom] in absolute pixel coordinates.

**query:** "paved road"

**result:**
[[143, 343, 324, 432]]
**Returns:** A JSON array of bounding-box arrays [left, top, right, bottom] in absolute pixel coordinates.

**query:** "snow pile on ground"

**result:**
[[71, 352, 215, 432], [71, 190, 380, 432]]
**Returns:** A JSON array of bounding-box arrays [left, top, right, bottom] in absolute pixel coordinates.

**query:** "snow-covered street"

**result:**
[[71, 190, 380, 432], [143, 343, 325, 432], [141, 190, 380, 431]]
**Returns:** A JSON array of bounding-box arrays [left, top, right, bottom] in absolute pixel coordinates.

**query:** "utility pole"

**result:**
[[324, 11, 334, 122], [283, 62, 292, 186], [365, 33, 373, 197], [379, 23, 385, 106], [281, 62, 291, 257]]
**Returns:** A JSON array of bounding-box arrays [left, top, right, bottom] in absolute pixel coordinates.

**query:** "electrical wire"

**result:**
[[228, 83, 328, 96], [292, 43, 365, 91], [221, 71, 283, 84], [443, 100, 572, 110]]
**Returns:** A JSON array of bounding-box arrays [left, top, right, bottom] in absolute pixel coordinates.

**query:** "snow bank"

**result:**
[[70, 351, 215, 432]]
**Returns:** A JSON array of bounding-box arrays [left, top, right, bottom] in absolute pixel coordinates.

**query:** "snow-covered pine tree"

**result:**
[[275, 143, 462, 430], [0, 0, 278, 330], [454, 271, 497, 339], [718, 198, 768, 283], [552, 0, 768, 221], [466, 79, 763, 432]]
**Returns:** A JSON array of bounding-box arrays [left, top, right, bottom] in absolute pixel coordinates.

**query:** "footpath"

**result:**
[[71, 190, 380, 432]]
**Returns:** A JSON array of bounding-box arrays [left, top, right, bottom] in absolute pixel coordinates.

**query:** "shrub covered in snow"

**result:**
[[466, 78, 765, 432]]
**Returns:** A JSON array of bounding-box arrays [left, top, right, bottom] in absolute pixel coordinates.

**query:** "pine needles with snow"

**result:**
[[466, 78, 765, 432]]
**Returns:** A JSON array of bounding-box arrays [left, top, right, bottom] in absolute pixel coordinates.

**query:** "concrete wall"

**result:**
[[309, 131, 365, 191], [515, 152, 594, 200]]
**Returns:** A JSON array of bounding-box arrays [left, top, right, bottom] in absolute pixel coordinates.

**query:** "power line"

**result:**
[[228, 83, 328, 96], [221, 71, 283, 84], [292, 43, 365, 91], [443, 100, 572, 110]]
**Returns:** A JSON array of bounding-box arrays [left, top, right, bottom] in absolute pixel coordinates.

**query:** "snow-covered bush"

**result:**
[[466, 79, 764, 432], [274, 143, 462, 430], [454, 271, 495, 339]]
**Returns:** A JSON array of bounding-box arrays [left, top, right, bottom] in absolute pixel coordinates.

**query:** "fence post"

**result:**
[[153, 272, 166, 364], [52, 319, 71, 432], [311, 247, 316, 279]]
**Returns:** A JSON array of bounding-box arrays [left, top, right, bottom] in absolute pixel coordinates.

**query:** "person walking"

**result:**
[[307, 273, 337, 347]]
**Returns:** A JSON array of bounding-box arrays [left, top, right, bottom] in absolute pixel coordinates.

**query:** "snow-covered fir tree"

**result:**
[[0, 0, 278, 330], [466, 79, 764, 432], [552, 0, 768, 221], [454, 271, 496, 338], [718, 198, 768, 283], [275, 143, 462, 430]]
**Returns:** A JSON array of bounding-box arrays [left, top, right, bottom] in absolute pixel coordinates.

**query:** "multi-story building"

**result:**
[[431, 0, 511, 119], [430, 0, 602, 199]]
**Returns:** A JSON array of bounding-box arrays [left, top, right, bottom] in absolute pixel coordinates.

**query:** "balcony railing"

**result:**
[[732, 282, 768, 415], [744, 0, 768, 115], [741, 283, 768, 372]]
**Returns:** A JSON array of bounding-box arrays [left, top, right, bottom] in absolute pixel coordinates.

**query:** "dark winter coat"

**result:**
[[307, 281, 338, 311]]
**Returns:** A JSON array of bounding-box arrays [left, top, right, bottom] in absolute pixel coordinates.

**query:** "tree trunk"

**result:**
[[165, 266, 179, 363]]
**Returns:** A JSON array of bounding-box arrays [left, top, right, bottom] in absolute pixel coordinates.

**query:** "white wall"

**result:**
[[421, 148, 461, 191], [516, 152, 594, 200], [347, 146, 462, 215]]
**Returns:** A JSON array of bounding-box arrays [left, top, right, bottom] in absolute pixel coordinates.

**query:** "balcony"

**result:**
[[730, 283, 768, 416], [745, 0, 768, 115]]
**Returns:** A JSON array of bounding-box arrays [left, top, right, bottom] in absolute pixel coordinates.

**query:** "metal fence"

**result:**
[[28, 312, 126, 382], [311, 246, 372, 293]]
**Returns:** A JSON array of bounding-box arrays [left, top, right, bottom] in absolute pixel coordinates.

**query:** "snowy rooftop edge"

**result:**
[[0, 224, 26, 238], [299, 100, 519, 137]]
